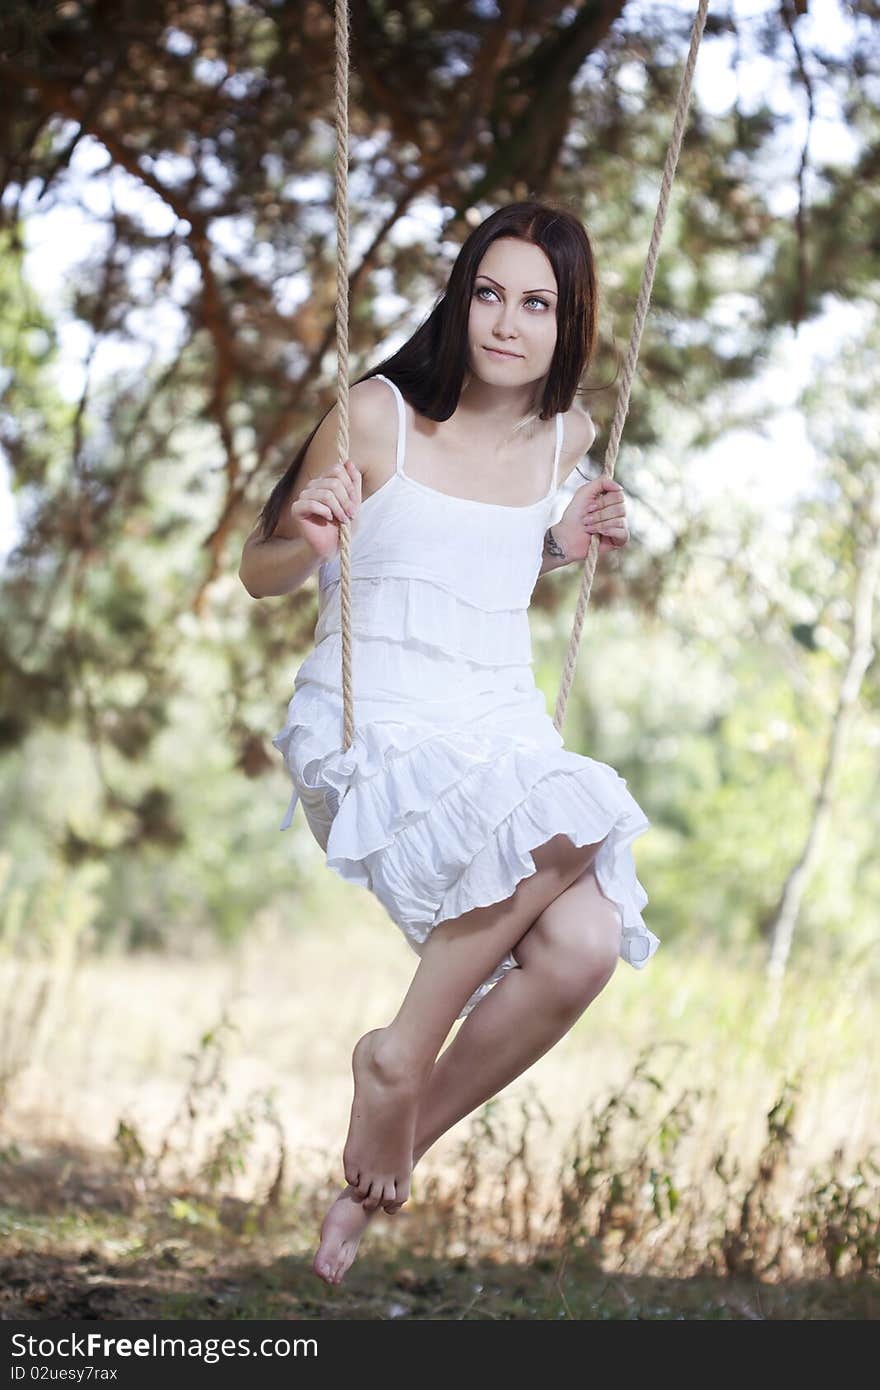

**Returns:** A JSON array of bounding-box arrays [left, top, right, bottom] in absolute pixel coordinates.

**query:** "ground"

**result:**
[[1, 1138, 875, 1322]]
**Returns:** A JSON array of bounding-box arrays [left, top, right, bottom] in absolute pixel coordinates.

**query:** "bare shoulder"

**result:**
[[348, 376, 398, 478], [557, 403, 597, 486], [302, 375, 397, 491], [348, 374, 395, 424], [319, 375, 396, 445]]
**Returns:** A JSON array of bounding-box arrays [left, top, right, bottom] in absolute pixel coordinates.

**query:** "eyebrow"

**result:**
[[476, 274, 558, 296]]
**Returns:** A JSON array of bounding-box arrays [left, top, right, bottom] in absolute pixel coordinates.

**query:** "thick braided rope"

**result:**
[[335, 0, 354, 750], [553, 0, 710, 733]]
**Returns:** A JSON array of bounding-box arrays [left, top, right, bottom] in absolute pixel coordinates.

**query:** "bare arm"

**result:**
[[238, 524, 322, 599], [238, 381, 387, 599], [537, 409, 597, 578], [538, 523, 573, 577]]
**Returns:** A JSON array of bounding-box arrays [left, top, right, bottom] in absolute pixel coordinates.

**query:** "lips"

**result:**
[[484, 346, 522, 359]]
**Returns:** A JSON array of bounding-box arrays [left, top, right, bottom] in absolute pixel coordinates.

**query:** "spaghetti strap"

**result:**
[[549, 412, 564, 495], [373, 373, 407, 476], [375, 372, 563, 502]]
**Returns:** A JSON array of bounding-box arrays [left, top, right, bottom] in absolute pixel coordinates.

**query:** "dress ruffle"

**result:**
[[287, 635, 542, 719], [314, 572, 533, 668], [272, 687, 657, 1020]]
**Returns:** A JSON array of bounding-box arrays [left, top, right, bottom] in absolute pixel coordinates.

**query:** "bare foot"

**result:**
[[343, 1027, 420, 1213], [312, 1185, 378, 1286]]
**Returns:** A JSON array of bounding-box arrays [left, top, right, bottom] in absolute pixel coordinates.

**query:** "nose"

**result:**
[[492, 301, 520, 340]]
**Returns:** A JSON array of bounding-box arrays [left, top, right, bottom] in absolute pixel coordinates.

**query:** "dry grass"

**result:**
[[0, 856, 877, 1317]]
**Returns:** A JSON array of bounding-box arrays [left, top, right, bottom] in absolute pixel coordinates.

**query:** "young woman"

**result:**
[[239, 199, 659, 1286]]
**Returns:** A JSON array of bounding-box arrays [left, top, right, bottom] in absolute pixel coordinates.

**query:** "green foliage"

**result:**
[[797, 1153, 880, 1277], [0, 7, 877, 974]]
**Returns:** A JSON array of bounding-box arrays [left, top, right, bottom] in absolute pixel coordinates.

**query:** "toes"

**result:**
[[379, 1181, 399, 1213], [381, 1174, 412, 1213], [350, 1173, 371, 1201], [361, 1182, 381, 1212]]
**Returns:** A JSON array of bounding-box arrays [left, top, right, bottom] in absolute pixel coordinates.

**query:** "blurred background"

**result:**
[[0, 0, 877, 1319]]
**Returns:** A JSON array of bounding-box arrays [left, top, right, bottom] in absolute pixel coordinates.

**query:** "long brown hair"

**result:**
[[255, 198, 600, 543]]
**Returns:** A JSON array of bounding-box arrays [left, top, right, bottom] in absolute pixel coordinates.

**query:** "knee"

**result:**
[[551, 947, 618, 1016], [518, 920, 620, 1017]]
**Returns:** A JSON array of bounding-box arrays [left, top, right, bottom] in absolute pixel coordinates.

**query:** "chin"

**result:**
[[471, 352, 526, 375]]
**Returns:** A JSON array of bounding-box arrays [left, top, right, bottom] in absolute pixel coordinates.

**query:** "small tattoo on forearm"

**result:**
[[544, 526, 566, 559]]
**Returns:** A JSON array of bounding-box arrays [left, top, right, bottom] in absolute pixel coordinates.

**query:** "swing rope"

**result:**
[[334, 0, 355, 755], [333, 0, 711, 750], [552, 0, 710, 731]]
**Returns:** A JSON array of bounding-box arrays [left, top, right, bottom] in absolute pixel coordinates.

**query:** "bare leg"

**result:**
[[340, 833, 608, 1219], [410, 861, 622, 1162], [313, 859, 621, 1285]]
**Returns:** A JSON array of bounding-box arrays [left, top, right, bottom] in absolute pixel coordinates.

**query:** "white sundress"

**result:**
[[272, 373, 659, 1019]]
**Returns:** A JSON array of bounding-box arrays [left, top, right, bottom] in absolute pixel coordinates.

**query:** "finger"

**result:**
[[334, 460, 357, 507], [586, 515, 623, 535], [587, 499, 624, 523], [340, 458, 361, 501], [327, 483, 354, 521], [313, 485, 350, 523], [593, 482, 623, 508], [330, 477, 357, 516], [293, 498, 334, 521]]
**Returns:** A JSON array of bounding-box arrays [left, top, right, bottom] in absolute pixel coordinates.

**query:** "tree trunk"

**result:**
[[762, 490, 880, 1023]]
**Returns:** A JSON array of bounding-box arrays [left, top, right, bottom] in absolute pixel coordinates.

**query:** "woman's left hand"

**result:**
[[553, 477, 629, 560]]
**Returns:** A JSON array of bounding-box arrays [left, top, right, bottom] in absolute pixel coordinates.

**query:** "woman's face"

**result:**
[[467, 237, 559, 386]]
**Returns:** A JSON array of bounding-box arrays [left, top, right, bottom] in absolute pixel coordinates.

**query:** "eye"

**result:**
[[474, 286, 551, 311]]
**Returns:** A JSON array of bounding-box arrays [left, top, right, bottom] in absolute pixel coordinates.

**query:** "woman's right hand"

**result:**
[[290, 458, 362, 562]]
